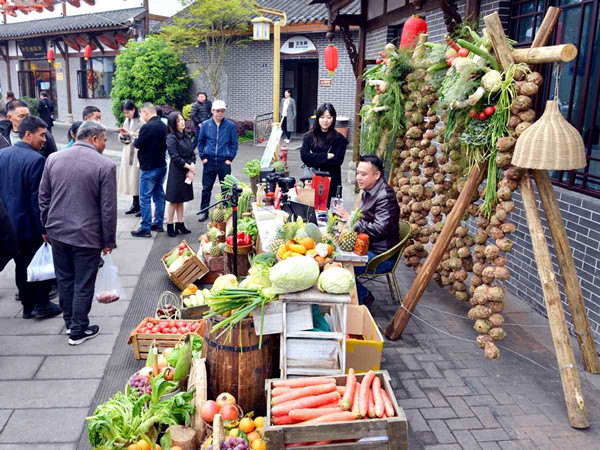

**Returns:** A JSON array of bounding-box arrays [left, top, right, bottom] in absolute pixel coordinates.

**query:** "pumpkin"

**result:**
[[400, 15, 428, 49]]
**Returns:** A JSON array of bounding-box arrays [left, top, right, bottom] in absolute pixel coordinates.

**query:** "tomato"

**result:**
[[484, 106, 495, 117], [226, 236, 233, 246], [379, 51, 386, 58], [170, 327, 179, 334], [176, 321, 185, 328], [447, 57, 454, 66], [376, 58, 383, 65], [458, 48, 470, 57], [159, 322, 168, 330], [478, 112, 487, 121], [469, 109, 477, 118], [237, 238, 244, 246], [243, 235, 252, 246], [152, 326, 160, 333], [178, 327, 188, 334], [493, 105, 498, 111], [190, 323, 198, 331], [169, 320, 176, 327], [178, 242, 186, 250]]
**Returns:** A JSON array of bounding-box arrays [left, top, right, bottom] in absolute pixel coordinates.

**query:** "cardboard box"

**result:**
[[296, 187, 315, 206], [344, 304, 384, 373]]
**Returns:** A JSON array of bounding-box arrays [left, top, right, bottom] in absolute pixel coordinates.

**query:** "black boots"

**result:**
[[176, 222, 192, 234], [125, 196, 140, 215], [167, 223, 177, 237]]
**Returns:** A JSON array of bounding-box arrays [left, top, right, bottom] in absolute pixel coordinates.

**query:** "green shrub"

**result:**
[[182, 103, 192, 121], [110, 36, 192, 124], [20, 96, 39, 116]]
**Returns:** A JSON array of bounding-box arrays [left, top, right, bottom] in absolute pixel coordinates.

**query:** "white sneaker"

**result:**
[[284, 139, 290, 144], [65, 328, 70, 335], [68, 325, 100, 345]]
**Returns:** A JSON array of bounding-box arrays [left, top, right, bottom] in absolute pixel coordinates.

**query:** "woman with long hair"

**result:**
[[300, 103, 348, 205], [165, 110, 196, 237], [118, 99, 143, 215]]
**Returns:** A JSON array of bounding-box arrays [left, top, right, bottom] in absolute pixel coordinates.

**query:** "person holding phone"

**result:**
[[118, 100, 143, 216]]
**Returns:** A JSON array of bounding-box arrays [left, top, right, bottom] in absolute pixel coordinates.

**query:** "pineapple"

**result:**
[[213, 206, 226, 223], [269, 224, 287, 253], [322, 211, 339, 244], [338, 209, 363, 252], [209, 230, 221, 257]]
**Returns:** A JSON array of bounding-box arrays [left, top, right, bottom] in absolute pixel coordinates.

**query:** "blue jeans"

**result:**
[[200, 161, 231, 210], [354, 250, 396, 304], [140, 167, 167, 231]]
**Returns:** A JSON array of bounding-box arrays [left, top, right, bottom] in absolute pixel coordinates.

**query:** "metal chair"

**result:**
[[356, 221, 412, 305]]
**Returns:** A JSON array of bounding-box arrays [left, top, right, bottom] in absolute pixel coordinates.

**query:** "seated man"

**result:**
[[335, 154, 400, 306]]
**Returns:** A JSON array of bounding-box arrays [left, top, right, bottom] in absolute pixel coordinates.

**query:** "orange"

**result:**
[[253, 416, 265, 428], [239, 417, 256, 433], [136, 441, 151, 450], [127, 445, 137, 450], [247, 431, 260, 443], [156, 446, 162, 450], [252, 439, 267, 450], [299, 237, 315, 250], [315, 255, 326, 263], [228, 428, 240, 437], [327, 244, 334, 256], [171, 447, 183, 450], [255, 426, 264, 436], [285, 240, 296, 251]]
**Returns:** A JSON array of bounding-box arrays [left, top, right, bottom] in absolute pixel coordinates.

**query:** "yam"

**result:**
[[484, 245, 500, 261], [508, 115, 522, 129], [476, 334, 494, 349], [496, 152, 512, 168], [496, 136, 516, 153], [468, 305, 492, 320], [516, 121, 532, 135], [489, 327, 507, 340], [493, 256, 507, 267], [526, 71, 543, 86], [496, 238, 513, 252], [488, 301, 505, 313], [504, 166, 523, 181], [494, 266, 510, 281], [519, 109, 536, 122], [497, 186, 512, 201], [455, 291, 469, 302], [484, 342, 500, 360], [474, 319, 492, 334], [488, 285, 505, 302], [500, 222, 516, 234], [488, 313, 505, 327]]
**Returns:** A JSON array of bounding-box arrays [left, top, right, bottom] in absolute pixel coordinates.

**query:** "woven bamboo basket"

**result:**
[[512, 100, 586, 170]]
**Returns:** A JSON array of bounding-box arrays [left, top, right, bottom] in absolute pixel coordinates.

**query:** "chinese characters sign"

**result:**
[[281, 36, 317, 57], [19, 38, 47, 59]]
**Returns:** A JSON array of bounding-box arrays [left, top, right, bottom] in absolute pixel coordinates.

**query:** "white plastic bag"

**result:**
[[27, 242, 55, 282], [94, 255, 127, 303]]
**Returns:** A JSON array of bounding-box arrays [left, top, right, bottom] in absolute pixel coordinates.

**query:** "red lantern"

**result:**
[[47, 48, 55, 64], [83, 44, 92, 60], [324, 44, 338, 76]]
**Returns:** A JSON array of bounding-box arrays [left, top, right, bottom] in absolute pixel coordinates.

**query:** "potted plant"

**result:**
[[243, 159, 261, 195]]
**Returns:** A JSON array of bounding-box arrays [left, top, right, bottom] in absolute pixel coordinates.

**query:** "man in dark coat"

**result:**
[[0, 116, 62, 319], [0, 197, 18, 272], [131, 102, 168, 237], [0, 100, 58, 158], [38, 91, 54, 133], [190, 92, 212, 148]]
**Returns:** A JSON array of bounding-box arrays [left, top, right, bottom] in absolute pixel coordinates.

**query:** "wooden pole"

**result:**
[[386, 162, 487, 339], [512, 44, 577, 64], [520, 175, 589, 428], [352, 0, 367, 165], [533, 171, 600, 373]]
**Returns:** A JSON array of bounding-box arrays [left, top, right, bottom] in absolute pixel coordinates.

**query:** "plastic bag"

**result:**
[[94, 254, 127, 303], [27, 242, 55, 282]]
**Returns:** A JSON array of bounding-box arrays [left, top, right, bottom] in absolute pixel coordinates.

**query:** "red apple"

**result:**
[[200, 400, 221, 423], [216, 392, 236, 407], [220, 403, 239, 421]]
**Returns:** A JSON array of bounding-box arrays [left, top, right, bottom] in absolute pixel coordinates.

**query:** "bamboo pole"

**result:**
[[386, 162, 487, 339], [532, 171, 600, 373], [512, 44, 577, 64], [520, 175, 589, 428]]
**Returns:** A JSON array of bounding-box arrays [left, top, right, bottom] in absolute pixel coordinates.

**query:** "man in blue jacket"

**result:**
[[197, 100, 238, 221], [0, 116, 62, 319]]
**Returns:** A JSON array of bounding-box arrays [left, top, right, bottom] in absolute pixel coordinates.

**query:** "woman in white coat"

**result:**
[[118, 100, 143, 215], [280, 89, 296, 143]]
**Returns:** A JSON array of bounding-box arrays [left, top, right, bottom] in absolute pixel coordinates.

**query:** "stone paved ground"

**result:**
[[1, 125, 599, 448]]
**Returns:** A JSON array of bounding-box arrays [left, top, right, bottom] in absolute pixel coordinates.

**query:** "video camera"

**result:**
[[265, 173, 296, 194]]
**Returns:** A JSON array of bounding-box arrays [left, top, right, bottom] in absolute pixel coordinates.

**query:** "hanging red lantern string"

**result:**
[[324, 44, 338, 76], [47, 48, 55, 64], [83, 44, 92, 60]]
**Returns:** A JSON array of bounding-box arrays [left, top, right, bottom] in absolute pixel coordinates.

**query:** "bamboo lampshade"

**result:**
[[511, 100, 587, 170]]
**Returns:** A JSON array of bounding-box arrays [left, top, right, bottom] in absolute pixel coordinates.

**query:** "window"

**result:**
[[77, 57, 114, 99], [510, 0, 600, 196]]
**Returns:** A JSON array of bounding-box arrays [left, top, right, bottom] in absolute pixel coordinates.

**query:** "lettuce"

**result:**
[[269, 256, 320, 294], [318, 267, 355, 294]]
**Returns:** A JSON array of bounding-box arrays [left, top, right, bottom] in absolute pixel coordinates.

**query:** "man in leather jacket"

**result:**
[[335, 154, 400, 306]]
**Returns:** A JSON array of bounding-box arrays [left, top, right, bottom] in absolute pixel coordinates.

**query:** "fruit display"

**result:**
[[337, 209, 363, 252], [182, 283, 211, 308], [164, 242, 195, 274], [134, 318, 203, 335], [271, 217, 334, 263]]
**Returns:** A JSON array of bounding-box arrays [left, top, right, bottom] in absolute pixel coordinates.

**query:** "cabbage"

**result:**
[[269, 256, 320, 294], [242, 265, 272, 290], [318, 267, 355, 294], [211, 274, 238, 293]]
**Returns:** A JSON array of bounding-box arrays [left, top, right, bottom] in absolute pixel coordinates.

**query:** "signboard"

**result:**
[[261, 125, 283, 168], [281, 36, 317, 57], [56, 72, 64, 81], [320, 79, 333, 86], [19, 38, 47, 59]]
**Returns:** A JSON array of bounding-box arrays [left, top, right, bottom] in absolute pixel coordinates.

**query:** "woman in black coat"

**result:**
[[300, 103, 348, 206], [165, 111, 196, 237]]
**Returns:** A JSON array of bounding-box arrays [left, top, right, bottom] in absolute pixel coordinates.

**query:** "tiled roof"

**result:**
[[164, 0, 361, 28], [0, 7, 146, 39]]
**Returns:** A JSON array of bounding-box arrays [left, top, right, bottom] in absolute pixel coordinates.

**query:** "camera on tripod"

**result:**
[[265, 173, 296, 194]]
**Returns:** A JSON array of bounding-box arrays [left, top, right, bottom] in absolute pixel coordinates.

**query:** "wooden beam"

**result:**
[[4, 42, 11, 91], [351, 0, 367, 165], [483, 12, 514, 70], [512, 44, 577, 64], [366, 0, 441, 31], [333, 14, 364, 27], [91, 36, 105, 54]]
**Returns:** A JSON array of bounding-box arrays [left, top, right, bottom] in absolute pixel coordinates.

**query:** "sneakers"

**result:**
[[32, 302, 63, 319], [150, 224, 164, 232], [68, 325, 99, 345], [197, 212, 208, 222], [131, 228, 152, 238]]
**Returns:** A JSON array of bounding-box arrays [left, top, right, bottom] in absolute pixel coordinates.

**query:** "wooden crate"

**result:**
[[127, 317, 206, 359], [181, 304, 209, 320], [162, 240, 209, 290], [264, 370, 408, 449]]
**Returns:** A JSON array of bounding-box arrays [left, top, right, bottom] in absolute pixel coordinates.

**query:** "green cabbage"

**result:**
[[240, 264, 272, 290], [318, 267, 356, 294], [269, 256, 320, 293]]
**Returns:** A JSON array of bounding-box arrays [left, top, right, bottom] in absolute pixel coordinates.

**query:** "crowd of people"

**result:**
[[0, 86, 400, 345]]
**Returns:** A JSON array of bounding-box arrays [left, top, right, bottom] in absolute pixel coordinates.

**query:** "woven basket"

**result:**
[[512, 100, 586, 170]]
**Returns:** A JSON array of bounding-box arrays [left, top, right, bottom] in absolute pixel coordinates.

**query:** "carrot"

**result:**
[[272, 386, 292, 397], [358, 370, 376, 418], [272, 391, 341, 417], [351, 381, 361, 417], [368, 388, 376, 418], [336, 386, 346, 395], [381, 389, 395, 417], [272, 414, 301, 425], [318, 401, 341, 408], [272, 383, 336, 406], [340, 368, 357, 411], [273, 377, 336, 388], [303, 411, 359, 425], [372, 376, 384, 418], [289, 407, 342, 421]]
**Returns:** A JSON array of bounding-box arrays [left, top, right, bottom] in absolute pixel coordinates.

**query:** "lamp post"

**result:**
[[252, 7, 287, 125]]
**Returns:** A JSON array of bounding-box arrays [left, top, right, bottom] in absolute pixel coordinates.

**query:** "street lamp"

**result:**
[[251, 16, 272, 41]]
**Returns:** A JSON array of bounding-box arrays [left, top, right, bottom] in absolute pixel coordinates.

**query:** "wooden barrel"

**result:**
[[204, 316, 273, 415], [223, 244, 253, 277]]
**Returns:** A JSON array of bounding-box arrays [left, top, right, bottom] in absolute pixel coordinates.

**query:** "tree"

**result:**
[[110, 36, 192, 123], [160, 0, 257, 100]]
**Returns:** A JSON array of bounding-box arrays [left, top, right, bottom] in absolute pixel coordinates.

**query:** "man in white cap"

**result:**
[[196, 99, 238, 221]]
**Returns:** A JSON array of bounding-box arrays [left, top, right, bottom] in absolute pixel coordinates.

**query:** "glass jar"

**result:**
[[354, 233, 369, 256]]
